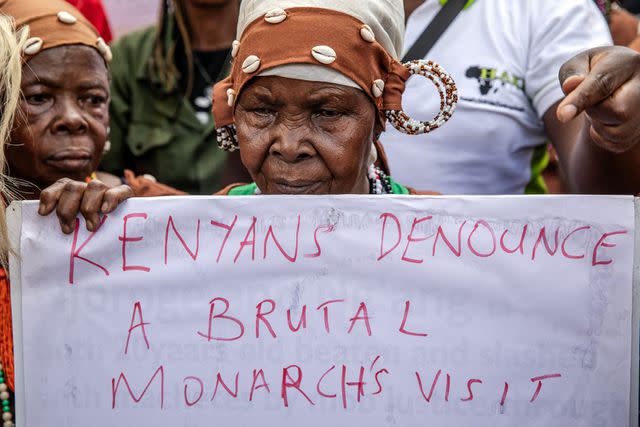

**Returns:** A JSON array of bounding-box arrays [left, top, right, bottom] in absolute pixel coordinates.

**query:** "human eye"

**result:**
[[81, 92, 108, 107], [24, 92, 50, 105], [89, 95, 107, 105], [315, 108, 342, 118], [250, 107, 276, 117]]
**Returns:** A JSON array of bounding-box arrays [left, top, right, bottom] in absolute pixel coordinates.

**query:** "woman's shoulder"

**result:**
[[389, 177, 440, 196]]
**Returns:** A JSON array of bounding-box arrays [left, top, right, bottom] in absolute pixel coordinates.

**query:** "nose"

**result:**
[[52, 97, 88, 135], [269, 123, 315, 163]]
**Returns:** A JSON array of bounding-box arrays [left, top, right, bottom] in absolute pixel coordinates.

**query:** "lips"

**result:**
[[45, 148, 93, 172], [271, 179, 326, 195]]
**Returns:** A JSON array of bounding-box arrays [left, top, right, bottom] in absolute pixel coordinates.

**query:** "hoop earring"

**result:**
[[385, 59, 458, 135]]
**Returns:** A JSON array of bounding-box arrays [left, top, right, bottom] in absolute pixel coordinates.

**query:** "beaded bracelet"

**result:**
[[385, 59, 458, 135]]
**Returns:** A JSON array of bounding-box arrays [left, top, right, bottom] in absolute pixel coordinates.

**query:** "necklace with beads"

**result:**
[[0, 362, 12, 426], [368, 165, 393, 195]]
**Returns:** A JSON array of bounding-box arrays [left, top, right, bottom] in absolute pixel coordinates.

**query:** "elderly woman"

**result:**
[[0, 0, 124, 200], [0, 0, 171, 419], [40, 0, 457, 233]]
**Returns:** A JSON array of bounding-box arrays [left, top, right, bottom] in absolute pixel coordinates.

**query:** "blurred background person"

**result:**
[[383, 0, 623, 195], [545, 0, 640, 193], [102, 0, 249, 195]]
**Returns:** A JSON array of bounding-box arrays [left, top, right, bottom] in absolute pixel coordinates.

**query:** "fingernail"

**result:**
[[62, 224, 71, 234], [86, 220, 95, 231], [101, 202, 109, 213], [38, 203, 45, 215], [559, 104, 578, 122]]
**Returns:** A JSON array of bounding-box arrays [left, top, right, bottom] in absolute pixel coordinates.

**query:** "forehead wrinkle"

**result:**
[[25, 46, 107, 77], [22, 73, 108, 91], [241, 83, 276, 103]]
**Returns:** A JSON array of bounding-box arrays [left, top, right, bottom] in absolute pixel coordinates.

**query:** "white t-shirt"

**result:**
[[381, 0, 612, 194]]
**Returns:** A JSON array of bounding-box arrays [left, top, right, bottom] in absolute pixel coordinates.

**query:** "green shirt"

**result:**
[[101, 24, 229, 195], [227, 178, 411, 195]]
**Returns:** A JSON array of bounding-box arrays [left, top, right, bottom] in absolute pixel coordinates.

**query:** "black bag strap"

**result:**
[[402, 0, 468, 62]]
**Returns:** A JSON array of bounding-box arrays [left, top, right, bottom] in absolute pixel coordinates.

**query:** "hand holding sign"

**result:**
[[8, 195, 637, 427], [557, 46, 640, 153], [38, 177, 133, 234]]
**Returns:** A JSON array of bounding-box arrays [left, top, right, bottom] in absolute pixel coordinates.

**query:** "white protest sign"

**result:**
[[7, 195, 638, 427]]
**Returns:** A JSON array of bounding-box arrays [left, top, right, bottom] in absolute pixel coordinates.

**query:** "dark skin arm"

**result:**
[[548, 46, 640, 194]]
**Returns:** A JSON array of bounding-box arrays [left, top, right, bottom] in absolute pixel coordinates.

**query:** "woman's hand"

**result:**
[[557, 46, 640, 153], [38, 178, 134, 234]]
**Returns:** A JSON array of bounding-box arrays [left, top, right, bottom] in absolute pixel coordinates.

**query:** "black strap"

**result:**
[[402, 0, 468, 62]]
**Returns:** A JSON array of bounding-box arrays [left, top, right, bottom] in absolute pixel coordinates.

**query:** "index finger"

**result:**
[[557, 48, 636, 122]]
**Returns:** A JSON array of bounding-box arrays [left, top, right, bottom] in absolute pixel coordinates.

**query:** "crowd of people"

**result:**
[[1, 0, 640, 424]]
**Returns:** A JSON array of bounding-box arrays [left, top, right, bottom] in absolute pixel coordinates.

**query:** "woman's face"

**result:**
[[235, 76, 379, 195], [7, 45, 109, 194]]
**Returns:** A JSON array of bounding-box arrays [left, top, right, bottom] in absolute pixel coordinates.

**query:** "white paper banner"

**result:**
[[8, 195, 637, 427]]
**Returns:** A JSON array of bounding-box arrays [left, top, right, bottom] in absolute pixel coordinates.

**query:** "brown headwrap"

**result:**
[[213, 8, 409, 129], [212, 6, 458, 152], [0, 0, 111, 63]]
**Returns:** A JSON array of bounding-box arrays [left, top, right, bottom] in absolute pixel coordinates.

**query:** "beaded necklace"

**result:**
[[367, 165, 393, 195], [0, 362, 12, 426]]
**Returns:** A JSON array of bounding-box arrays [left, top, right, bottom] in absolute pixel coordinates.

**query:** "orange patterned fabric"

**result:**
[[0, 0, 104, 63], [0, 269, 14, 391]]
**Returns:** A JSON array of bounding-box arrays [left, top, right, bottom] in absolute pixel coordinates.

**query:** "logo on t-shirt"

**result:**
[[465, 66, 525, 95], [462, 66, 526, 112]]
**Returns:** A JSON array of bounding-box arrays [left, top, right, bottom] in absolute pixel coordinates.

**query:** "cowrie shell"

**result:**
[[57, 11, 77, 24], [242, 55, 261, 73], [264, 8, 287, 24], [372, 79, 385, 98], [23, 37, 43, 55], [311, 45, 336, 65], [231, 40, 240, 58], [226, 88, 236, 107], [360, 25, 375, 43], [102, 45, 113, 62], [96, 37, 112, 61]]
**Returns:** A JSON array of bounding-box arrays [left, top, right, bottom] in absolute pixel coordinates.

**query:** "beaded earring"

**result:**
[[385, 59, 457, 135]]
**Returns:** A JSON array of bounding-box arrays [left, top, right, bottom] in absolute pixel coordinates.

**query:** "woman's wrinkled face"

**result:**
[[7, 45, 108, 192], [235, 76, 379, 195]]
